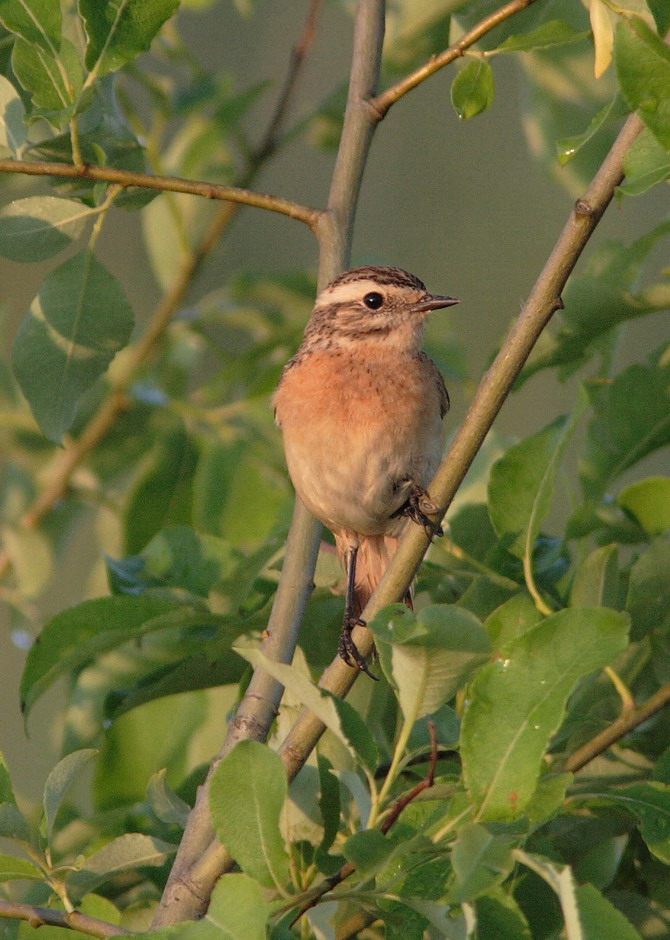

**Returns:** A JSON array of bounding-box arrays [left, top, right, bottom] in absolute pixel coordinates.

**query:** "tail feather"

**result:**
[[335, 534, 413, 621]]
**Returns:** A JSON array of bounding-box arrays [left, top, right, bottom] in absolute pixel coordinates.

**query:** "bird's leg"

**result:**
[[394, 483, 444, 539], [338, 545, 377, 680]]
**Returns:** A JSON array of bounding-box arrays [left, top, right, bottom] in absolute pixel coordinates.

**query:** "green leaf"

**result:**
[[369, 605, 491, 722], [317, 754, 340, 853], [615, 17, 670, 149], [235, 645, 378, 773], [68, 833, 177, 896], [619, 477, 670, 536], [0, 0, 61, 50], [619, 127, 670, 196], [496, 20, 590, 53], [20, 595, 187, 718], [143, 873, 269, 940], [147, 768, 190, 828], [11, 250, 134, 444], [0, 197, 94, 261], [473, 890, 532, 940], [626, 538, 670, 639], [570, 545, 620, 609], [461, 608, 629, 821], [450, 823, 515, 902], [580, 359, 670, 499], [209, 741, 289, 890], [11, 36, 82, 120], [0, 803, 31, 842], [43, 749, 97, 840], [556, 95, 628, 166], [109, 525, 239, 598], [575, 883, 642, 940], [80, 0, 180, 77], [451, 59, 495, 120], [585, 782, 670, 864], [514, 851, 583, 940], [0, 73, 27, 153], [343, 830, 399, 879], [0, 854, 43, 882], [489, 410, 583, 560], [485, 593, 542, 652]]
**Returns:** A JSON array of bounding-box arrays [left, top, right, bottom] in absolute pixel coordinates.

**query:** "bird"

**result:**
[[273, 265, 458, 676]]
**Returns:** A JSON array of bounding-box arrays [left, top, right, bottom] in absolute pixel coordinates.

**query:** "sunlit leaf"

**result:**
[[461, 608, 629, 820], [451, 60, 495, 120], [81, 0, 180, 77], [0, 0, 61, 49], [209, 741, 289, 890], [68, 833, 177, 896], [618, 477, 670, 535], [0, 854, 43, 882]]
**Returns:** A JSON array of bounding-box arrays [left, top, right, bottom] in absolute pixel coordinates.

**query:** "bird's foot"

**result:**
[[338, 617, 378, 680], [397, 486, 444, 539]]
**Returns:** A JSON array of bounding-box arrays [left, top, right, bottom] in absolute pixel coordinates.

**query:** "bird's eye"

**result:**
[[363, 291, 384, 310]]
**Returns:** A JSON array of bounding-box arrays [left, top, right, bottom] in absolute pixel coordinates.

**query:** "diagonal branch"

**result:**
[[370, 0, 541, 118]]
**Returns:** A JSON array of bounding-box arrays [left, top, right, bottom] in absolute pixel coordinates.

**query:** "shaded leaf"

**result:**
[[0, 197, 94, 262], [11, 36, 82, 121], [575, 883, 642, 940], [209, 741, 289, 890], [20, 595, 206, 718], [69, 833, 177, 896], [619, 127, 670, 196], [496, 20, 590, 53], [147, 769, 191, 828], [626, 539, 670, 640], [615, 17, 670, 149], [461, 608, 629, 820], [618, 477, 670, 536], [450, 823, 515, 902], [11, 251, 134, 443], [0, 73, 27, 152], [43, 749, 97, 840], [0, 854, 43, 882]]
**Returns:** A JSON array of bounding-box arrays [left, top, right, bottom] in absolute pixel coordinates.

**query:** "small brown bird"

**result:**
[[273, 266, 458, 675]]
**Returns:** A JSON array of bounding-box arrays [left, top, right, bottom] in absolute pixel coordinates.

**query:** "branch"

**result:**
[[0, 159, 320, 226], [565, 680, 670, 774], [370, 0, 540, 118], [149, 0, 386, 926], [0, 900, 128, 938]]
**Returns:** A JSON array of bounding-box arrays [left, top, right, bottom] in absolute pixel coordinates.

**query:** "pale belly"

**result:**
[[275, 349, 445, 537]]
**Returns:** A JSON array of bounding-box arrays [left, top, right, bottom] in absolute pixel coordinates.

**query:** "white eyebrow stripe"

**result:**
[[320, 280, 410, 305]]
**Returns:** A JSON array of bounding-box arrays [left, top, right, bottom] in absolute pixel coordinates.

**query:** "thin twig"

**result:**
[[370, 0, 540, 118], [0, 159, 320, 226], [0, 900, 128, 938], [565, 680, 670, 774]]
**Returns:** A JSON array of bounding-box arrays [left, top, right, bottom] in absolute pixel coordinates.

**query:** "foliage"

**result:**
[[0, 0, 669, 938]]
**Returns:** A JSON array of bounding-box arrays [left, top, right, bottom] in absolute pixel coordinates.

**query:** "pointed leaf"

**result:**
[[0, 74, 27, 153], [461, 608, 629, 821], [618, 477, 670, 536], [0, 196, 94, 262], [0, 854, 44, 882], [12, 251, 134, 443], [147, 769, 190, 828], [43, 748, 97, 840], [450, 823, 515, 902], [370, 605, 491, 722], [20, 595, 186, 718], [0, 0, 61, 49], [615, 17, 670, 148], [570, 545, 620, 609], [497, 20, 590, 53], [80, 0, 180, 77], [11, 36, 82, 119], [209, 740, 289, 890], [235, 645, 378, 772], [69, 833, 177, 895], [575, 883, 642, 940]]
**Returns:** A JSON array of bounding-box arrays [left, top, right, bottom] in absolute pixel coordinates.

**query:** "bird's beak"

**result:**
[[412, 294, 460, 313]]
